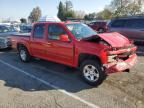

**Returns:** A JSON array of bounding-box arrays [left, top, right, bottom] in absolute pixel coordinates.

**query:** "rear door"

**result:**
[[30, 24, 46, 58], [124, 19, 144, 41], [45, 23, 74, 66]]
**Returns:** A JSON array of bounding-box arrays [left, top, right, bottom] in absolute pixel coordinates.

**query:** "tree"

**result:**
[[125, 2, 142, 16], [28, 6, 42, 23], [75, 10, 85, 19], [20, 18, 27, 24], [109, 0, 144, 17], [57, 1, 65, 21], [65, 0, 73, 11], [96, 9, 112, 20], [84, 13, 96, 21], [65, 10, 76, 18], [57, 1, 75, 21]]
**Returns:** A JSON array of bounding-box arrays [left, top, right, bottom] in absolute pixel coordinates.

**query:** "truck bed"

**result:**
[[12, 33, 30, 37], [11, 33, 31, 49]]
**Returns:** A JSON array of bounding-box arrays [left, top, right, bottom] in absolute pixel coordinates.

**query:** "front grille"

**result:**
[[109, 45, 136, 62], [117, 47, 136, 60], [118, 50, 135, 56], [0, 38, 10, 48]]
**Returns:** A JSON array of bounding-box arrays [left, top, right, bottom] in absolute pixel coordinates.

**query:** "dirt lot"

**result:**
[[0, 45, 143, 108]]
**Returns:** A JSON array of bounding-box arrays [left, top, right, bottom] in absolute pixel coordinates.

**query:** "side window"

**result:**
[[136, 19, 144, 28], [111, 20, 126, 28], [0, 26, 9, 33], [34, 25, 45, 38], [125, 19, 144, 29], [48, 24, 66, 40]]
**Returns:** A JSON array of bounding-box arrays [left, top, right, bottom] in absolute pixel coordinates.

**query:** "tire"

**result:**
[[18, 46, 31, 62], [80, 60, 106, 86]]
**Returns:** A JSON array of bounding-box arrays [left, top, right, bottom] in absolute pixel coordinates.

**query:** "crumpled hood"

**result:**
[[98, 32, 130, 47]]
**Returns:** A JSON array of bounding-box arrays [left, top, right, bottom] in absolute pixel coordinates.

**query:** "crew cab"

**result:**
[[11, 21, 137, 86]]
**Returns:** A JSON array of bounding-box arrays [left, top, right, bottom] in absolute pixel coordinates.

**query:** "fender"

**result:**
[[17, 41, 32, 56]]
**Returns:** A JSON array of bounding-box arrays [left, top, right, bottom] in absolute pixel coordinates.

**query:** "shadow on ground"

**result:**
[[0, 44, 143, 93], [0, 50, 96, 93]]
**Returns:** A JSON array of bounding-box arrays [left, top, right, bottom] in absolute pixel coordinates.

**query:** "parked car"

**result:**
[[88, 21, 108, 33], [12, 24, 21, 32], [11, 21, 137, 86], [20, 25, 32, 33], [107, 16, 144, 42], [0, 25, 18, 49]]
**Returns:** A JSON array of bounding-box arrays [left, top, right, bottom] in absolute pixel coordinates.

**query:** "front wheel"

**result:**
[[19, 46, 31, 62], [80, 60, 106, 86]]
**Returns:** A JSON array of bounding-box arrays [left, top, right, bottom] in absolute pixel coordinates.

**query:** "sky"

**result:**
[[0, 0, 112, 20]]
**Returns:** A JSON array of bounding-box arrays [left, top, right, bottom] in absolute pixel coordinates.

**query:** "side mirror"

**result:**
[[60, 34, 70, 42]]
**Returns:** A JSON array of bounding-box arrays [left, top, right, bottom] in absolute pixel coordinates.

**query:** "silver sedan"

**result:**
[[0, 25, 18, 49]]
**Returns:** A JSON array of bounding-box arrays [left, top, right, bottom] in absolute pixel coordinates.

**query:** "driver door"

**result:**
[[45, 24, 74, 66]]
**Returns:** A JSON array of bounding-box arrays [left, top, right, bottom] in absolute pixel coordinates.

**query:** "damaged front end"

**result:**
[[97, 32, 138, 74], [82, 32, 138, 74], [104, 45, 137, 74], [103, 45, 137, 74]]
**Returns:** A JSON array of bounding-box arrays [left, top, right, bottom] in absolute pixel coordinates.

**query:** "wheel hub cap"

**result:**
[[83, 65, 99, 82], [20, 50, 26, 61]]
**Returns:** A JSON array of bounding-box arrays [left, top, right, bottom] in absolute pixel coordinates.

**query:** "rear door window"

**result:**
[[125, 19, 144, 29], [111, 20, 126, 28], [34, 24, 45, 38]]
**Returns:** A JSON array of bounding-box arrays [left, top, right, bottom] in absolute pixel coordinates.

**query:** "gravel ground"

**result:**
[[0, 47, 143, 108]]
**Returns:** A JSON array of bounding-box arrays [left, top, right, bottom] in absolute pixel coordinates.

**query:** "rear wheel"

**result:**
[[18, 46, 31, 62], [80, 60, 106, 86]]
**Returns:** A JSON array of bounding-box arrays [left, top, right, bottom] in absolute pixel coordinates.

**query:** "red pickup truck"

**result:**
[[11, 22, 137, 86]]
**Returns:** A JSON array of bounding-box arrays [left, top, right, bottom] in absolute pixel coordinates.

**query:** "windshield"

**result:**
[[0, 25, 16, 33], [66, 23, 97, 39]]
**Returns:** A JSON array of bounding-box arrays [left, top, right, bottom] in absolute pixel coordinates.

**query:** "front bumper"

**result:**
[[104, 54, 137, 74]]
